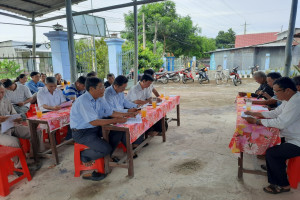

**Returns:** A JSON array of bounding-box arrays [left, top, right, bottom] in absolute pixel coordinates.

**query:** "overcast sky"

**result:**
[[0, 0, 299, 43]]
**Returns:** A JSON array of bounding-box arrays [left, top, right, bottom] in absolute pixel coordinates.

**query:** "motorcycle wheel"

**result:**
[[233, 78, 238, 86], [207, 78, 210, 83], [172, 74, 180, 82], [182, 75, 187, 84], [216, 78, 220, 85], [198, 76, 204, 84], [161, 76, 168, 84], [239, 79, 242, 84]]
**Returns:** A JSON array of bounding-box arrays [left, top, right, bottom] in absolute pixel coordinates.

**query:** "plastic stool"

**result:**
[[287, 156, 300, 189], [19, 138, 30, 154], [117, 143, 127, 153], [0, 146, 32, 197], [74, 143, 105, 177]]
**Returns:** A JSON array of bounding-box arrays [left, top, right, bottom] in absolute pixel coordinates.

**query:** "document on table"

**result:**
[[241, 112, 251, 118], [242, 105, 268, 111], [1, 114, 21, 133], [123, 114, 143, 125], [156, 100, 165, 106], [60, 101, 73, 108]]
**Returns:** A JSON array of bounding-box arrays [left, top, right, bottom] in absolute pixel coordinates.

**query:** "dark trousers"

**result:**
[[266, 142, 300, 186], [72, 127, 126, 163]]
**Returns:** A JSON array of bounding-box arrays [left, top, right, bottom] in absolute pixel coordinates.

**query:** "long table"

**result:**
[[102, 95, 181, 178], [27, 107, 72, 165], [228, 96, 281, 178]]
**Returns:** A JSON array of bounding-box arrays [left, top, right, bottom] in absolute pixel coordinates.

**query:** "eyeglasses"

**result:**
[[274, 89, 285, 93]]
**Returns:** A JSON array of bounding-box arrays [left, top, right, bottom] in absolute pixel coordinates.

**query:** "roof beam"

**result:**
[[0, 11, 32, 22], [21, 0, 51, 8], [0, 4, 31, 14], [34, 0, 165, 24]]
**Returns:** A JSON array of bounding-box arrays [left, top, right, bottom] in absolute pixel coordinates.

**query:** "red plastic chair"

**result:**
[[287, 156, 300, 189], [74, 143, 105, 177], [19, 138, 30, 154], [0, 146, 32, 197], [117, 143, 127, 153]]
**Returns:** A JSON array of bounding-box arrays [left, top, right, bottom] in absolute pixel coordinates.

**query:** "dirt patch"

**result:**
[[197, 127, 217, 134], [73, 181, 110, 199], [170, 159, 206, 175]]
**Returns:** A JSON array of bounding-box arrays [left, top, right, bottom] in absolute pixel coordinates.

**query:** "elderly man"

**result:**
[[25, 72, 45, 95], [55, 73, 67, 85], [251, 72, 282, 108], [37, 77, 66, 112], [63, 76, 86, 101], [239, 71, 274, 99], [144, 69, 161, 97], [243, 77, 300, 194], [104, 73, 115, 89], [3, 79, 32, 120], [0, 83, 43, 170], [71, 77, 135, 181]]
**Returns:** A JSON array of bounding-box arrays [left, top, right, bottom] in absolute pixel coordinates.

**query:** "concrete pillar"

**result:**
[[44, 31, 71, 81], [104, 37, 125, 76]]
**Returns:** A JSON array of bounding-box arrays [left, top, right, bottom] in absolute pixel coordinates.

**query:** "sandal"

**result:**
[[82, 171, 106, 181], [263, 184, 290, 194]]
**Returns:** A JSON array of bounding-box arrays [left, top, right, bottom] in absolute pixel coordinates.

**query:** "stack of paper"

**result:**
[[1, 114, 21, 133]]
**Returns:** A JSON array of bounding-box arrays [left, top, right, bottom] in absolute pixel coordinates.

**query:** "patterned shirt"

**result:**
[[37, 87, 66, 112], [25, 80, 45, 94], [70, 92, 113, 129], [104, 85, 137, 113], [5, 84, 32, 108], [63, 83, 85, 101]]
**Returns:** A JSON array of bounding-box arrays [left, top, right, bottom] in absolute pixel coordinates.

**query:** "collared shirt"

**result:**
[[252, 82, 274, 99], [5, 84, 32, 108], [261, 92, 300, 147], [37, 87, 66, 112], [104, 86, 137, 113], [63, 83, 85, 101], [70, 92, 113, 129], [104, 81, 111, 89], [25, 80, 45, 94], [125, 82, 152, 102], [0, 97, 17, 134]]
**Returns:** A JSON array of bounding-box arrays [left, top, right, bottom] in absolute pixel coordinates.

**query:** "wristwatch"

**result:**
[[256, 119, 261, 125]]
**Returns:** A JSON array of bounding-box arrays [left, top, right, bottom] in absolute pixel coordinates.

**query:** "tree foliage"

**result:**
[[122, 0, 216, 58], [0, 59, 23, 79], [215, 28, 236, 49]]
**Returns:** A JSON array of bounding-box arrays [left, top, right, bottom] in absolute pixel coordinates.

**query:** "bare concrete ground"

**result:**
[[3, 79, 300, 200]]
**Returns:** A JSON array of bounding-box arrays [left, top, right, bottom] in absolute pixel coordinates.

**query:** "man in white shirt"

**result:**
[[243, 77, 300, 194], [37, 77, 66, 112], [144, 69, 161, 97], [3, 79, 32, 120]]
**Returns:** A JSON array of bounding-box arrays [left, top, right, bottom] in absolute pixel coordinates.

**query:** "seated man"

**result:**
[[243, 77, 300, 194], [87, 71, 97, 78], [251, 72, 282, 108], [40, 73, 47, 85], [104, 75, 138, 113], [55, 73, 67, 85], [15, 74, 28, 85], [63, 76, 86, 101], [144, 69, 161, 97], [3, 79, 32, 120], [293, 75, 300, 91], [25, 72, 45, 95], [104, 73, 115, 89], [239, 71, 274, 99], [71, 77, 135, 181], [0, 83, 44, 170], [37, 77, 66, 112]]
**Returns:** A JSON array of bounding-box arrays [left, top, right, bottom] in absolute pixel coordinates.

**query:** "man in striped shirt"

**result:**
[[3, 79, 32, 120], [63, 76, 86, 101]]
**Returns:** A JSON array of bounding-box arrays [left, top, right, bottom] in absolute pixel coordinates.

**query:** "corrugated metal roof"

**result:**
[[0, 0, 86, 18]]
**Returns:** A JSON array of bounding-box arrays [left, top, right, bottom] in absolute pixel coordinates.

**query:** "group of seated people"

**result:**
[[239, 71, 300, 194], [0, 69, 165, 181]]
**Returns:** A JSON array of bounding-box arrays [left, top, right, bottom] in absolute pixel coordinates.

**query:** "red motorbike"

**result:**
[[154, 72, 168, 84], [180, 67, 194, 84], [230, 66, 242, 86]]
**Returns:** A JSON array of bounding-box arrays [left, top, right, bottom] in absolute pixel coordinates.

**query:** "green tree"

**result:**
[[215, 28, 236, 49], [0, 60, 23, 79]]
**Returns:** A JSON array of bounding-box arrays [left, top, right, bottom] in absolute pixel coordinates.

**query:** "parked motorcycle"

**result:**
[[154, 72, 168, 84], [180, 67, 194, 84], [196, 67, 209, 84], [166, 71, 181, 82], [230, 66, 242, 86]]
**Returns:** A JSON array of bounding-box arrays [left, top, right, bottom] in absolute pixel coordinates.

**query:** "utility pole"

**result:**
[[153, 21, 158, 54], [241, 21, 250, 34], [90, 0, 97, 73], [142, 13, 146, 49], [283, 0, 298, 77], [133, 1, 138, 85]]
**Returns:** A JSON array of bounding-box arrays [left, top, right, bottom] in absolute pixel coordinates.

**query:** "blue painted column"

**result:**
[[44, 31, 71, 81], [104, 38, 125, 76]]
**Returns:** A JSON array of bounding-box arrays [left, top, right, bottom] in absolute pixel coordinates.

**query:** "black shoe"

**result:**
[[133, 154, 138, 159], [112, 157, 120, 163], [82, 171, 106, 181], [261, 164, 267, 171], [14, 171, 23, 177]]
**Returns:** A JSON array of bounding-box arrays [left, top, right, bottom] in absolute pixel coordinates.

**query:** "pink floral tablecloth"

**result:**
[[27, 107, 71, 132], [117, 95, 180, 143], [228, 96, 281, 155]]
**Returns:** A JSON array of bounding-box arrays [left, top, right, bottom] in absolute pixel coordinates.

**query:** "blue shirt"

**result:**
[[70, 91, 113, 129], [104, 86, 137, 113], [63, 83, 85, 101], [25, 80, 45, 94]]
